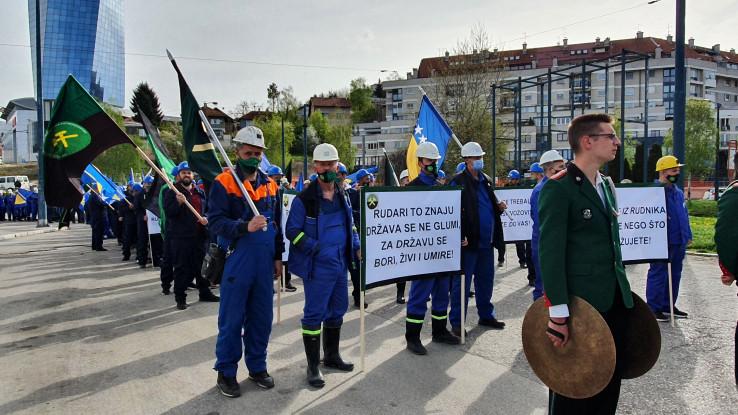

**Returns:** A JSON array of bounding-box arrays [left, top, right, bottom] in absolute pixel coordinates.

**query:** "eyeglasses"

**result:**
[[588, 133, 619, 141]]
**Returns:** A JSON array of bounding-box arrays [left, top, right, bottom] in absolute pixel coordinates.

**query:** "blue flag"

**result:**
[[296, 172, 304, 191], [82, 164, 127, 204], [260, 153, 272, 173], [406, 95, 453, 180]]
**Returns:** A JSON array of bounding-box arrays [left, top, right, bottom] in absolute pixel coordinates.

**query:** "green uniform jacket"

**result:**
[[538, 162, 633, 312], [716, 181, 738, 276]]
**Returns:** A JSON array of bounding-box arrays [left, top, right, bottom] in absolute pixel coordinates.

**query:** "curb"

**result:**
[[0, 227, 59, 241], [687, 251, 718, 258]]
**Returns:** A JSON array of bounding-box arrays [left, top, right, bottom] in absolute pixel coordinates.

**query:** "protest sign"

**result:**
[[615, 185, 668, 262], [146, 212, 161, 235], [495, 188, 534, 242], [280, 190, 297, 262], [361, 187, 461, 289]]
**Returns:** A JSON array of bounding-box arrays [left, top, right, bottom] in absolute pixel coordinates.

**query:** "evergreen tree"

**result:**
[[130, 82, 164, 127]]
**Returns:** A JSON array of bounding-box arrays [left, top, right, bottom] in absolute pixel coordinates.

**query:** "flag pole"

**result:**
[[132, 145, 205, 222], [197, 111, 263, 222], [381, 148, 399, 184], [460, 273, 465, 345]]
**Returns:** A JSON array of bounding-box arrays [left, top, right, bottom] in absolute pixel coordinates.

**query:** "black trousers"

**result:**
[[121, 222, 137, 259], [160, 237, 174, 291], [349, 261, 361, 304], [515, 242, 527, 264], [283, 263, 292, 286], [136, 219, 149, 265], [549, 292, 629, 415], [150, 234, 163, 267], [171, 237, 208, 303], [396, 281, 406, 299], [91, 218, 104, 250]]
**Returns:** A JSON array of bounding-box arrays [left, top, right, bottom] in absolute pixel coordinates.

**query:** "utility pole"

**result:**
[[673, 0, 687, 188], [35, 0, 48, 227]]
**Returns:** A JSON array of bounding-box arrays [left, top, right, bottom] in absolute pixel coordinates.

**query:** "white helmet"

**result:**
[[461, 141, 485, 157], [234, 126, 267, 149], [416, 142, 441, 160], [313, 143, 339, 161], [539, 149, 565, 165], [399, 169, 409, 180]]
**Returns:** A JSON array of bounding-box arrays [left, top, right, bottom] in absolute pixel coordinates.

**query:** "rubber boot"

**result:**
[[322, 326, 354, 371], [405, 316, 427, 355], [431, 313, 461, 345], [302, 329, 324, 388]]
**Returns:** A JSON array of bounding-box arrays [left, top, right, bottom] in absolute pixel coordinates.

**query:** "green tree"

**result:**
[[267, 83, 280, 113], [663, 98, 718, 179], [253, 114, 296, 167], [93, 103, 146, 181], [349, 78, 377, 123], [129, 82, 164, 126], [308, 112, 355, 169]]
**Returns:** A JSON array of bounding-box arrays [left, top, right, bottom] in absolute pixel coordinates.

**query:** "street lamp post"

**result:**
[[715, 103, 721, 200], [34, 0, 48, 227]]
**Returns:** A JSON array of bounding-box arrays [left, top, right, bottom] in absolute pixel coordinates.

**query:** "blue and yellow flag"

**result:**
[[14, 188, 31, 207], [405, 95, 453, 181], [82, 164, 126, 204]]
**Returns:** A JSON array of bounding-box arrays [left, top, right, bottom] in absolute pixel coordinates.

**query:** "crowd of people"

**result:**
[[10, 114, 730, 414]]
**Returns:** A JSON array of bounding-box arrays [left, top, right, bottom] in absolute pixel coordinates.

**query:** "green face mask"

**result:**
[[238, 157, 260, 173], [318, 170, 339, 183]]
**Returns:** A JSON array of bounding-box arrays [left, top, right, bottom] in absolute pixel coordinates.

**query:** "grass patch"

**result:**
[[688, 216, 716, 253], [687, 199, 717, 218]]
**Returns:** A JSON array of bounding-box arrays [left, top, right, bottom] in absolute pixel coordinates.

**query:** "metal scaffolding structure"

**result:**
[[491, 50, 655, 183]]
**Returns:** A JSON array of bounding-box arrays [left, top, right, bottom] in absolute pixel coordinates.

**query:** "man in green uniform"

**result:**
[[538, 113, 634, 414], [715, 180, 738, 385]]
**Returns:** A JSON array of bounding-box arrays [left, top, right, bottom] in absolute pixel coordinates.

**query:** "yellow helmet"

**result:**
[[655, 155, 684, 172]]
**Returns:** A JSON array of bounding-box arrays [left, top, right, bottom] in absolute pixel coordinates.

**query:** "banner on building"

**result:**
[[280, 190, 297, 262], [147, 212, 161, 235], [493, 184, 668, 263], [361, 187, 461, 289]]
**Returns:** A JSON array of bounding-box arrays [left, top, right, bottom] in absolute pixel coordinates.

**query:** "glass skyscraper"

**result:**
[[29, 0, 125, 108]]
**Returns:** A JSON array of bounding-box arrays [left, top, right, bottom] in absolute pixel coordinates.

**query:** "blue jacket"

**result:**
[[285, 180, 360, 279], [530, 176, 548, 251], [207, 167, 284, 259], [665, 184, 692, 246]]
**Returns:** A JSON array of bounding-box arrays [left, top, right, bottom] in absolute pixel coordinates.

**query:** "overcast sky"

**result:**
[[1, 0, 737, 116]]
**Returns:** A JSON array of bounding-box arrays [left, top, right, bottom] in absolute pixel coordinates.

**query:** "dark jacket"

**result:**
[[117, 192, 137, 225], [450, 169, 504, 251], [163, 183, 207, 240], [133, 191, 147, 222]]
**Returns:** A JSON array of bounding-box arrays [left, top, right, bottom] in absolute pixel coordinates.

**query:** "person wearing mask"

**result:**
[[404, 142, 460, 355], [163, 162, 219, 310], [286, 143, 360, 388], [529, 151, 566, 300], [347, 169, 370, 308], [449, 141, 507, 337], [118, 183, 138, 261], [208, 127, 283, 397], [646, 156, 692, 321]]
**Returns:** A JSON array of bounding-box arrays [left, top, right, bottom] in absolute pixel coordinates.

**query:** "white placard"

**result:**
[[280, 192, 297, 262], [495, 188, 534, 242], [362, 188, 461, 288], [146, 212, 161, 235], [615, 186, 668, 262]]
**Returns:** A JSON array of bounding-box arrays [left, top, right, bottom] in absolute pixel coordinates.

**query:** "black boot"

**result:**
[[323, 326, 354, 371], [405, 316, 427, 355], [431, 313, 460, 345], [302, 329, 324, 388]]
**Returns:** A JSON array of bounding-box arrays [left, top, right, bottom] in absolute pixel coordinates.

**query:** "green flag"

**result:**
[[140, 111, 176, 218], [168, 51, 222, 184], [43, 75, 132, 208]]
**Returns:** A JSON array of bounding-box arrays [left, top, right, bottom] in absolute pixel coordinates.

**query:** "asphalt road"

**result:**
[[0, 224, 735, 414]]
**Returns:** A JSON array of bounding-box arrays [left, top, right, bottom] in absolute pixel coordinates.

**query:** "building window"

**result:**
[[625, 87, 635, 96], [726, 94, 732, 102], [648, 70, 656, 78], [556, 93, 565, 100], [556, 132, 567, 142], [598, 89, 606, 96], [625, 72, 634, 80], [597, 72, 606, 81]]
